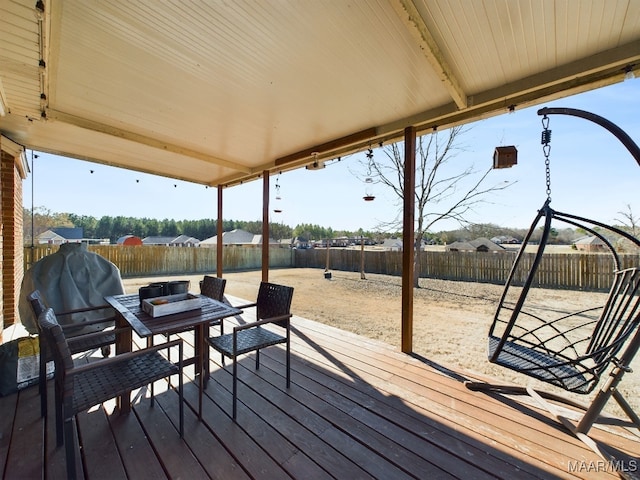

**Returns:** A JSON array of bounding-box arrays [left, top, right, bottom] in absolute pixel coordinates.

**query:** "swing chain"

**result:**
[[541, 115, 552, 201]]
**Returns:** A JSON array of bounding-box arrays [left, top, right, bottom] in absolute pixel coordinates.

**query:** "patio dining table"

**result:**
[[104, 293, 242, 418]]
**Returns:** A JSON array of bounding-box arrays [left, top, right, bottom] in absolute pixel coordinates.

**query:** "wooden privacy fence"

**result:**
[[24, 245, 294, 278], [293, 248, 640, 292], [24, 245, 640, 292]]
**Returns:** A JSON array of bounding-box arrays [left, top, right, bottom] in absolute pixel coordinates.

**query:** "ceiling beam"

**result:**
[[46, 109, 252, 173], [215, 127, 380, 187], [389, 0, 467, 110], [274, 127, 378, 168], [380, 39, 640, 136]]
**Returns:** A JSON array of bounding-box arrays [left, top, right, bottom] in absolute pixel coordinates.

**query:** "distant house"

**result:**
[[142, 235, 200, 246], [446, 237, 505, 253], [381, 238, 403, 251], [199, 237, 215, 248], [380, 238, 431, 251], [348, 236, 375, 246], [37, 227, 83, 245], [282, 236, 310, 249], [200, 229, 277, 247], [143, 236, 179, 246], [332, 236, 350, 247], [573, 236, 607, 252], [171, 234, 200, 247]]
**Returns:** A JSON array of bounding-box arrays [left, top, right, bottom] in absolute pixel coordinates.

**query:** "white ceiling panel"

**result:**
[[1, 0, 639, 187]]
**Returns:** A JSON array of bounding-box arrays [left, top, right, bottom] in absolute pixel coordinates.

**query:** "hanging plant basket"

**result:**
[[363, 195, 375, 202], [273, 209, 282, 213]]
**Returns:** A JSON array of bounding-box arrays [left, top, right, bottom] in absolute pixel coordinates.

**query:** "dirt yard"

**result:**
[[124, 267, 639, 421]]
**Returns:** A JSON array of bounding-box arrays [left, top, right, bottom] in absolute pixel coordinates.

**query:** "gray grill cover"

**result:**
[[19, 243, 125, 335]]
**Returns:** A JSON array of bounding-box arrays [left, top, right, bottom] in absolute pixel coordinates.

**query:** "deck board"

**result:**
[[1, 307, 638, 480]]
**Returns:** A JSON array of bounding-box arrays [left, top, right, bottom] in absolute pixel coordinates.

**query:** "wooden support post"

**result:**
[[217, 186, 223, 278], [262, 171, 270, 282], [401, 126, 416, 353], [325, 240, 330, 271], [360, 236, 366, 280]]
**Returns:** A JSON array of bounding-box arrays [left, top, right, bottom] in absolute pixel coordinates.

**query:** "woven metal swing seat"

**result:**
[[467, 199, 640, 435]]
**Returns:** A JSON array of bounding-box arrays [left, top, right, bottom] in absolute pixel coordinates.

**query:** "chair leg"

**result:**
[[179, 351, 184, 437], [55, 383, 64, 446], [232, 356, 237, 421], [286, 338, 291, 388], [64, 417, 77, 480], [39, 348, 48, 417], [255, 349, 260, 369], [220, 323, 225, 366]]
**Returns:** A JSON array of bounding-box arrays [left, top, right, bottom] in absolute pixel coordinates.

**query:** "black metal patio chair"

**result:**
[[200, 275, 227, 302], [28, 289, 121, 417], [207, 281, 293, 420], [38, 307, 184, 480]]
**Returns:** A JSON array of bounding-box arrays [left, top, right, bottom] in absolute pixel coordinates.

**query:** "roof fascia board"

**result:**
[[1, 134, 28, 178], [20, 143, 217, 186]]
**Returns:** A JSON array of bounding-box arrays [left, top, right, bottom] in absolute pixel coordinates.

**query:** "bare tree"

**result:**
[[23, 206, 74, 245], [616, 204, 639, 237], [361, 126, 514, 287]]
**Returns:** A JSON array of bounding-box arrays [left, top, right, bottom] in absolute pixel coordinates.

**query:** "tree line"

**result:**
[[23, 208, 361, 244], [24, 207, 632, 247]]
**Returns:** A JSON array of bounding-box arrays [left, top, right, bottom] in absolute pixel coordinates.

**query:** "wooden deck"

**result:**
[[1, 306, 638, 479]]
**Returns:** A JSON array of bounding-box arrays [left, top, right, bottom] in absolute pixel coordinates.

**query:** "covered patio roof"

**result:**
[[1, 0, 639, 187]]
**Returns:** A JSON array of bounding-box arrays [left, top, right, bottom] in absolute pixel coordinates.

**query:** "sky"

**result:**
[[23, 79, 640, 234]]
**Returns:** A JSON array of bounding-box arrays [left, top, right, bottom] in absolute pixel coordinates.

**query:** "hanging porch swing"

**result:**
[[466, 108, 640, 439]]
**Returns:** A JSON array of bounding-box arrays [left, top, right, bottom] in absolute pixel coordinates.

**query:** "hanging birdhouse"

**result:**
[[493, 146, 518, 169]]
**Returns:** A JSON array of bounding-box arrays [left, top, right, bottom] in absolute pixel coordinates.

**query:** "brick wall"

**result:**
[[2, 151, 24, 328], [0, 150, 3, 341], [0, 137, 27, 342]]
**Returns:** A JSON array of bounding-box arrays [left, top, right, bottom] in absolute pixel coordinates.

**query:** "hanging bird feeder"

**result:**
[[363, 148, 376, 201], [273, 174, 283, 213]]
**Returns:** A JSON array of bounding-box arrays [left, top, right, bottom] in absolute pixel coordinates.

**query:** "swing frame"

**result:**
[[467, 108, 640, 438]]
